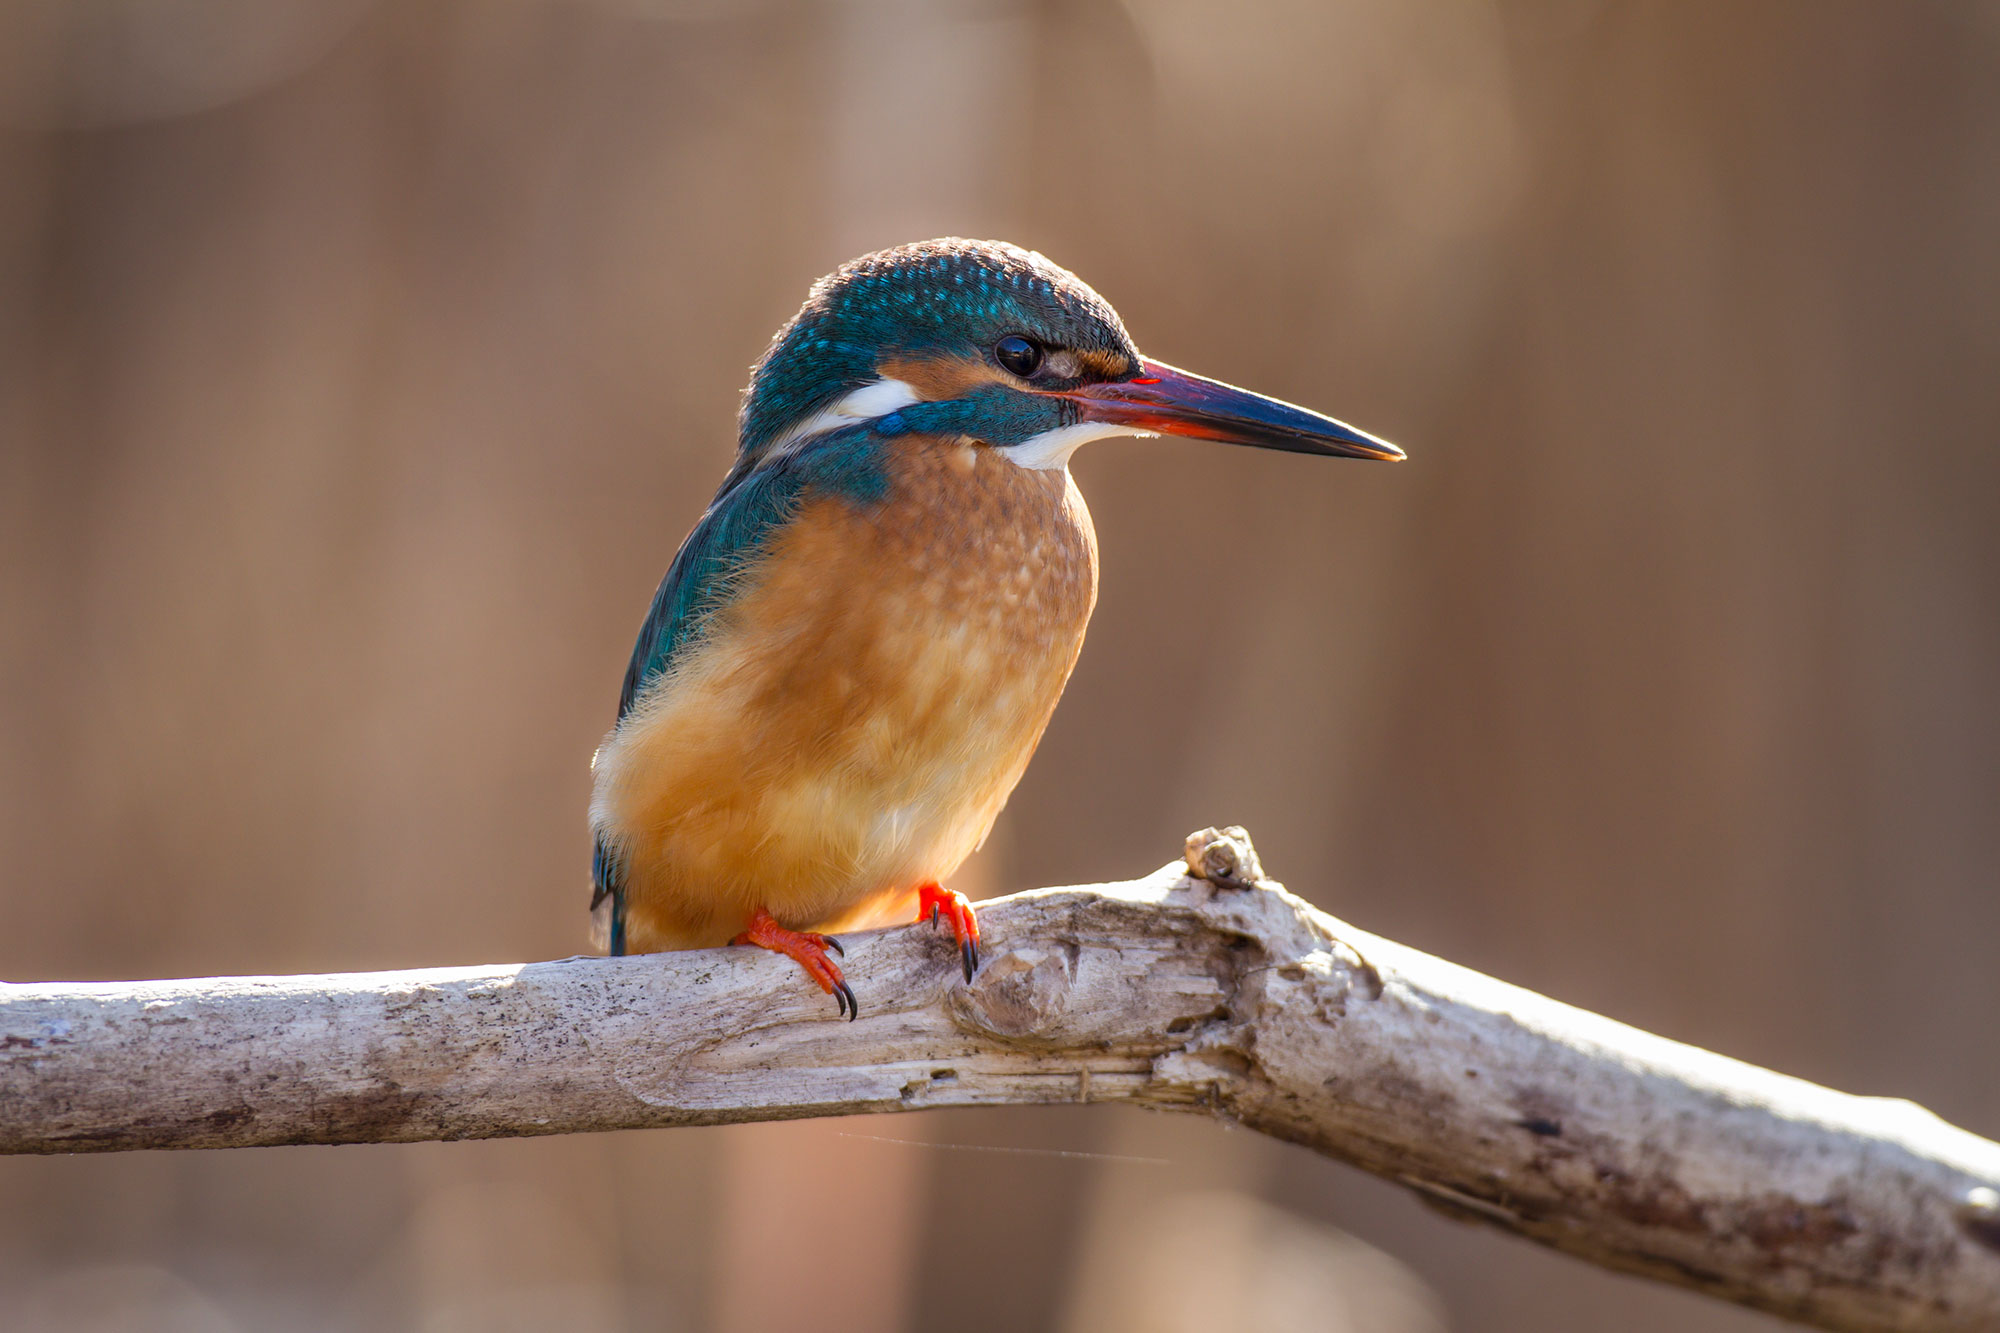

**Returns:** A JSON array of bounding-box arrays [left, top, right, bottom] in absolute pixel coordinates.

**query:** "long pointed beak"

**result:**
[[1065, 358, 1404, 461]]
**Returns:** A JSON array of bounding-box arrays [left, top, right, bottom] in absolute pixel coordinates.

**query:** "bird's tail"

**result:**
[[591, 836, 628, 956]]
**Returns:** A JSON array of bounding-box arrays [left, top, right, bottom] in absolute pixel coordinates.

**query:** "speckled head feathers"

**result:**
[[739, 239, 1140, 457]]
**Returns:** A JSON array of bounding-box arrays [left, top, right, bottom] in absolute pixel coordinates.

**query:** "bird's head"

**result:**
[[739, 238, 1403, 471]]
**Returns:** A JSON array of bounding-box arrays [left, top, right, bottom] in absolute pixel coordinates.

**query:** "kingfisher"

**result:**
[[589, 238, 1402, 1018]]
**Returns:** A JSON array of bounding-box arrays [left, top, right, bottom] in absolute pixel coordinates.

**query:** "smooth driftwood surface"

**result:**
[[4, 829, 1999, 1331]]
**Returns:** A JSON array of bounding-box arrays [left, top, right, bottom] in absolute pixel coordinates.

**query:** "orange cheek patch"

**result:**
[[1076, 349, 1136, 381], [877, 353, 1011, 402]]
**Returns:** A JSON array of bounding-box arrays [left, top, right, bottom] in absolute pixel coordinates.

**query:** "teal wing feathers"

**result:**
[[618, 458, 793, 720]]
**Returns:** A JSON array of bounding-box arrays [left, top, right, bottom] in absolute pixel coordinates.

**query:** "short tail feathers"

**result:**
[[592, 836, 628, 956]]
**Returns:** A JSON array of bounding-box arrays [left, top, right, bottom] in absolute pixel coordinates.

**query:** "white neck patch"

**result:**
[[766, 377, 921, 458]]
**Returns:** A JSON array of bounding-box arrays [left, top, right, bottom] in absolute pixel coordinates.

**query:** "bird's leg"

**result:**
[[732, 907, 857, 1021], [916, 882, 981, 982]]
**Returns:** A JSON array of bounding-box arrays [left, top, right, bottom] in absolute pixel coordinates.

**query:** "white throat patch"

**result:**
[[1001, 421, 1153, 472]]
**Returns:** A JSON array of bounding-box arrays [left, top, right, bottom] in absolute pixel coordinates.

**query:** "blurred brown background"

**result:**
[[2, 1, 1997, 1329]]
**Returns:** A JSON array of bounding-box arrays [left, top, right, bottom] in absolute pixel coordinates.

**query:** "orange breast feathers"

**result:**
[[589, 439, 1099, 952]]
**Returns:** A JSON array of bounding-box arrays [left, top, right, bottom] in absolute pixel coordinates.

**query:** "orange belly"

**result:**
[[589, 439, 1097, 950]]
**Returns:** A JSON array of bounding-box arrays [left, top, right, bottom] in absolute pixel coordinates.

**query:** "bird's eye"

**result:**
[[994, 335, 1044, 378]]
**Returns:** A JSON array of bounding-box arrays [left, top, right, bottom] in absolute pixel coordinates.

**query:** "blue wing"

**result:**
[[590, 433, 890, 944], [619, 458, 791, 719]]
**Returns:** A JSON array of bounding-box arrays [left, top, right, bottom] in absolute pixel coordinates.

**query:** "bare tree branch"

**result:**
[[3, 828, 1997, 1330]]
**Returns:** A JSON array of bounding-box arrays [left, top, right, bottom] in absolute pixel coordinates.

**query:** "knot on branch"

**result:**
[[951, 947, 1075, 1041], [1962, 1187, 2000, 1254], [1184, 826, 1264, 890]]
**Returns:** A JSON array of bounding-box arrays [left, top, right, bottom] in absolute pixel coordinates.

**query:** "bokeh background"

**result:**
[[3, 1, 1997, 1329]]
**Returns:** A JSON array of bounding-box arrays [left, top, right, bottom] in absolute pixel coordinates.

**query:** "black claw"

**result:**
[[836, 981, 859, 1021], [823, 934, 845, 957], [930, 903, 940, 926], [831, 984, 848, 1019], [962, 938, 979, 983]]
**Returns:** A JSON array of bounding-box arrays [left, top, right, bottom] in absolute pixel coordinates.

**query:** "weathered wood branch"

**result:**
[[3, 829, 1997, 1330]]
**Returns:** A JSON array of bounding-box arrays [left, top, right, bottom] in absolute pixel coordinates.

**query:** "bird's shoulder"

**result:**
[[616, 432, 891, 719]]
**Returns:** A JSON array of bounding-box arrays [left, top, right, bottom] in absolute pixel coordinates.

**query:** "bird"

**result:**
[[589, 238, 1402, 1018]]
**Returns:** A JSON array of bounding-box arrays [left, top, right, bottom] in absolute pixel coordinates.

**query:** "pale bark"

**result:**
[[3, 829, 1996, 1331]]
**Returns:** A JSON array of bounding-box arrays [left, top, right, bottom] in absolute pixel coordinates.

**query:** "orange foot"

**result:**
[[732, 907, 857, 1021], [917, 882, 981, 983]]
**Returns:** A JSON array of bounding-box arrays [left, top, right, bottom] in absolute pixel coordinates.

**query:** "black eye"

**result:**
[[994, 335, 1044, 378]]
